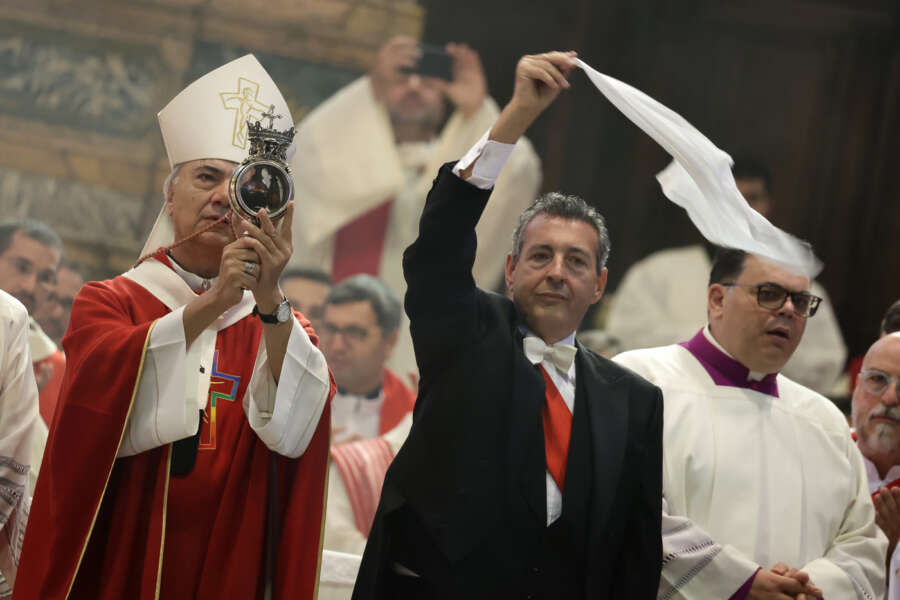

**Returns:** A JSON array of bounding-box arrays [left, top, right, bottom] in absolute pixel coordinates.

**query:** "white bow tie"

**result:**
[[523, 336, 577, 373]]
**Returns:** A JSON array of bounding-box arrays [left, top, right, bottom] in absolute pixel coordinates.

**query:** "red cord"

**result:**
[[133, 209, 238, 268]]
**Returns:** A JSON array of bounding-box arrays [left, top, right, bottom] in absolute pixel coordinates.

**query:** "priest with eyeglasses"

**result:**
[[615, 247, 886, 599]]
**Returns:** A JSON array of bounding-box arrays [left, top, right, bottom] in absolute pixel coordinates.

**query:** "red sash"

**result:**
[[330, 437, 395, 537]]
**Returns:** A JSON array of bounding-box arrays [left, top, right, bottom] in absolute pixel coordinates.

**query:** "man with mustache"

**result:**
[[0, 219, 61, 478], [615, 248, 886, 599], [853, 331, 900, 599], [0, 220, 63, 394], [0, 220, 62, 321]]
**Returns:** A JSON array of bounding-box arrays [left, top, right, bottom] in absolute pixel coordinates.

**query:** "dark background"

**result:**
[[422, 0, 900, 362]]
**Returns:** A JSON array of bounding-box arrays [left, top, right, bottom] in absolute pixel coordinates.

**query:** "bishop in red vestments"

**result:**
[[14, 55, 334, 600]]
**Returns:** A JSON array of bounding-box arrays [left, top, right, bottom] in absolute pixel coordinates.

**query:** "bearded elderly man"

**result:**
[[354, 51, 663, 600], [615, 248, 886, 599], [852, 333, 900, 600], [15, 55, 333, 600]]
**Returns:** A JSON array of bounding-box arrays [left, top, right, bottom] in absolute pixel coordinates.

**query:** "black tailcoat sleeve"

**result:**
[[353, 163, 663, 599]]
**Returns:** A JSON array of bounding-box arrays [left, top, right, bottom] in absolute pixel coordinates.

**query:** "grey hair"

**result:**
[[0, 219, 63, 255], [324, 274, 402, 333], [162, 164, 183, 201], [511, 192, 611, 272]]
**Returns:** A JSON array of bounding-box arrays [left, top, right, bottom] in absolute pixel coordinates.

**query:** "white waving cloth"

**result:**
[[575, 59, 822, 279]]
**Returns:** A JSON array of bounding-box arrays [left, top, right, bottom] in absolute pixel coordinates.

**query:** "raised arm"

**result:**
[[403, 51, 579, 372]]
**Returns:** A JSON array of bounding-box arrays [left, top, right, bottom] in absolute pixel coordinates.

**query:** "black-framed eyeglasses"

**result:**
[[721, 282, 822, 318], [859, 369, 900, 400]]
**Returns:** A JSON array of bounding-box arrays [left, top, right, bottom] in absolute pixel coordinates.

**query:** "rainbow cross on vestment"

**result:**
[[200, 350, 240, 450]]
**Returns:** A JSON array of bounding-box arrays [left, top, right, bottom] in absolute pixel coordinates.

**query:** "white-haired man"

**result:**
[[16, 55, 334, 600], [853, 332, 900, 599]]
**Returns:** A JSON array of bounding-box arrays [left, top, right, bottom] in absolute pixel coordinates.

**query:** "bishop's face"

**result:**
[[165, 159, 238, 249], [505, 215, 607, 344]]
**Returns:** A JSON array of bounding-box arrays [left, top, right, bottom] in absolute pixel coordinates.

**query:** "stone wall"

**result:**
[[0, 0, 422, 277]]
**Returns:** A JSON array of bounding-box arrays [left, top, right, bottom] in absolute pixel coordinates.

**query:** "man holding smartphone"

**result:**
[[288, 36, 541, 380]]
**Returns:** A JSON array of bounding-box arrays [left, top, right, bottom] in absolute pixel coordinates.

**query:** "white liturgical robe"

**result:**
[[607, 245, 847, 395], [288, 77, 541, 377], [614, 328, 886, 600]]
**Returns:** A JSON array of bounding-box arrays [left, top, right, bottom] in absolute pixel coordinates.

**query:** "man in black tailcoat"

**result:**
[[353, 50, 663, 600]]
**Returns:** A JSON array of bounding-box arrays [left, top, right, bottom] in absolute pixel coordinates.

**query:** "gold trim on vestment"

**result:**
[[155, 445, 173, 599], [65, 319, 158, 599]]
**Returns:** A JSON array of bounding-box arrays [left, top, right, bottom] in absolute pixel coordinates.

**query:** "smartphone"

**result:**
[[400, 44, 453, 81]]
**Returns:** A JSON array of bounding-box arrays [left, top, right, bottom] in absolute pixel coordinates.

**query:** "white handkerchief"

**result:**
[[574, 58, 822, 278]]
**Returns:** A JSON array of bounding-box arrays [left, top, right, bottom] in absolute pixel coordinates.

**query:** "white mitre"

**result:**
[[141, 54, 293, 257]]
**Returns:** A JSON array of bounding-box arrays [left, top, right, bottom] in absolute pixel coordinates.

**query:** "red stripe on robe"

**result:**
[[378, 368, 415, 435], [330, 437, 394, 537], [330, 201, 392, 282], [14, 273, 334, 600]]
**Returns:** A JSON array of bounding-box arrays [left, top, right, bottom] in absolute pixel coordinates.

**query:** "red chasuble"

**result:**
[[14, 274, 333, 600]]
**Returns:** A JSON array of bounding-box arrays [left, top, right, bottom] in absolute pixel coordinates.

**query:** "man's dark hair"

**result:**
[[280, 267, 333, 286], [511, 192, 611, 272], [0, 219, 63, 256], [882, 299, 900, 335], [732, 155, 774, 195], [709, 248, 748, 286], [324, 274, 401, 333]]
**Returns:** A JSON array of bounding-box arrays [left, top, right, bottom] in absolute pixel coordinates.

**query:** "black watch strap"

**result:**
[[252, 304, 280, 324], [253, 297, 291, 324]]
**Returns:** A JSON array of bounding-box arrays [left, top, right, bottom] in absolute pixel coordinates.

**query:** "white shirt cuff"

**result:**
[[120, 308, 206, 457], [245, 319, 330, 458], [452, 128, 516, 190]]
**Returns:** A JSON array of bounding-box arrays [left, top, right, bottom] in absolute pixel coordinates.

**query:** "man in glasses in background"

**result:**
[[615, 248, 885, 599], [319, 274, 414, 446], [316, 275, 416, 570], [607, 158, 847, 396], [852, 326, 900, 599]]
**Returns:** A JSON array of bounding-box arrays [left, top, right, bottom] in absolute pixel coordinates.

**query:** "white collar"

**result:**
[[167, 254, 218, 292], [702, 325, 767, 382], [124, 258, 253, 331]]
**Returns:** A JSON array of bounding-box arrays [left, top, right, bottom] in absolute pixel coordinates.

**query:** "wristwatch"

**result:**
[[253, 297, 292, 324]]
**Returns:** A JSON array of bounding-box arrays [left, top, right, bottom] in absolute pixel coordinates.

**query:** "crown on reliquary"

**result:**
[[246, 104, 296, 165]]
